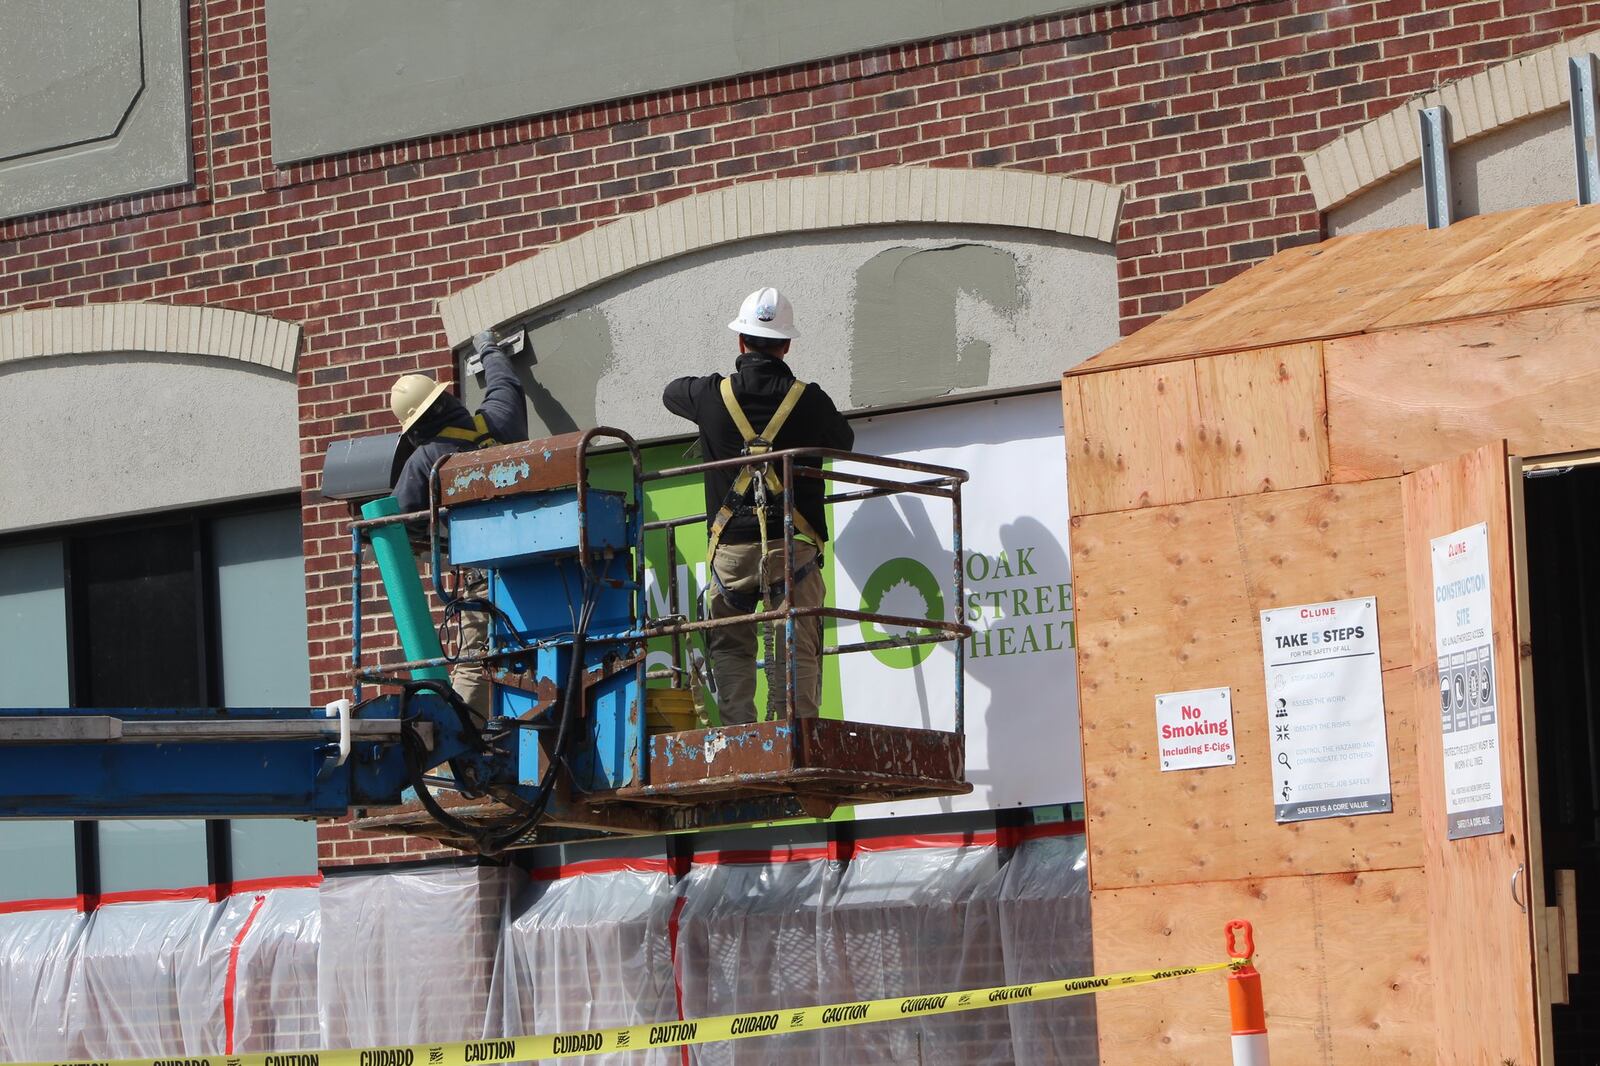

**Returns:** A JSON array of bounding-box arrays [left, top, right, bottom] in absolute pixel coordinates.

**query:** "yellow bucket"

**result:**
[[646, 687, 699, 734]]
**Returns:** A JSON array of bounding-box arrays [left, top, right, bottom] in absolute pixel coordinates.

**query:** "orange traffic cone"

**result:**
[[1225, 920, 1270, 1065]]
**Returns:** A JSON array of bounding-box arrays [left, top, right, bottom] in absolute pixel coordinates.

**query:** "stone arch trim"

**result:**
[[1300, 30, 1600, 212], [0, 302, 301, 373], [437, 167, 1124, 347]]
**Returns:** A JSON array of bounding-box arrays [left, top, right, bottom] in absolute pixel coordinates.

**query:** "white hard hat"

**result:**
[[728, 287, 798, 340], [390, 373, 451, 432]]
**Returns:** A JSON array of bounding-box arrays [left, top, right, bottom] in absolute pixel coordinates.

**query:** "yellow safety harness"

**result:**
[[434, 413, 501, 450], [705, 377, 821, 568]]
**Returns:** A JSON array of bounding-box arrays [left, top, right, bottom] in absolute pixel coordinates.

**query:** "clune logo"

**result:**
[[756, 301, 777, 321]]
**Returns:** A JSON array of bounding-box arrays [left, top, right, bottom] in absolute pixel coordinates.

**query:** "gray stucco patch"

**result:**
[[849, 245, 1023, 408], [453, 225, 1117, 442], [0, 0, 191, 220], [266, 0, 1096, 163], [461, 306, 617, 438]]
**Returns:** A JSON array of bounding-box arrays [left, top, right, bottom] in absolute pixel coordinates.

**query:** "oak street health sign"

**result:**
[[832, 392, 1081, 815], [1259, 597, 1393, 822], [1430, 522, 1505, 840]]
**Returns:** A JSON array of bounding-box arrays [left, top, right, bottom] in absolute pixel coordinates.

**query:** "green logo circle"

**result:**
[[860, 557, 946, 668]]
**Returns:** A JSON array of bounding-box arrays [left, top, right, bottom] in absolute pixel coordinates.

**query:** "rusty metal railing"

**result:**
[[639, 446, 971, 732]]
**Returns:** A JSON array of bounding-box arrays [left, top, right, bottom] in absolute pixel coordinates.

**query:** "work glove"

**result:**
[[466, 330, 503, 376]]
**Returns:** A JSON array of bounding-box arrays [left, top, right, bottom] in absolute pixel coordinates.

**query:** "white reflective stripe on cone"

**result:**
[[1231, 1032, 1271, 1066]]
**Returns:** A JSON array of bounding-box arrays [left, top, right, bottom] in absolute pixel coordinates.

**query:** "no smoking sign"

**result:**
[[1154, 688, 1236, 771]]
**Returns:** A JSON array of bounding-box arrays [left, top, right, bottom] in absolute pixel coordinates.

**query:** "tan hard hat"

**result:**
[[390, 374, 451, 432]]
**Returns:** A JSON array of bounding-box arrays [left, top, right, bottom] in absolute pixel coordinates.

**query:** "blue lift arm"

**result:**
[[0, 695, 488, 819]]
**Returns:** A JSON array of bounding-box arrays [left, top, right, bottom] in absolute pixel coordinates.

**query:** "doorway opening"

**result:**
[[1521, 460, 1600, 1063]]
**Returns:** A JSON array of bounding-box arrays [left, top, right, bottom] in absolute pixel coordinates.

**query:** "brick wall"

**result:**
[[2, 0, 1595, 864]]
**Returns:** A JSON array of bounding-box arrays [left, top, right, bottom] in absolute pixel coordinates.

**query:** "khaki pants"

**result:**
[[707, 541, 824, 725], [450, 571, 493, 726]]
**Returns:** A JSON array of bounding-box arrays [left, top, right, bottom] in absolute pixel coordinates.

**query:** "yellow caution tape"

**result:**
[[10, 959, 1240, 1066]]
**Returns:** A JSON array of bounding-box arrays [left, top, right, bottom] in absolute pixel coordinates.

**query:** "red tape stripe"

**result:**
[[0, 874, 322, 915], [667, 894, 689, 1066], [528, 820, 1085, 881], [223, 895, 269, 1054]]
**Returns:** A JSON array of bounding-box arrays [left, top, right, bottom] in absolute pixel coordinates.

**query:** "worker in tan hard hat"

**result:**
[[388, 331, 528, 723], [663, 288, 853, 724]]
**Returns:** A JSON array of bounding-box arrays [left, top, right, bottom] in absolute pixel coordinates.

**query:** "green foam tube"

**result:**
[[360, 495, 449, 681]]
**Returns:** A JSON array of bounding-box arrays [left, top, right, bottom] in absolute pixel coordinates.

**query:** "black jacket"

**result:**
[[663, 354, 853, 544], [393, 349, 528, 515]]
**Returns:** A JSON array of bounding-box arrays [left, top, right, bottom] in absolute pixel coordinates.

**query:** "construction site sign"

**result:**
[[1259, 597, 1393, 822], [831, 392, 1082, 814], [1155, 687, 1236, 771], [1429, 522, 1505, 840]]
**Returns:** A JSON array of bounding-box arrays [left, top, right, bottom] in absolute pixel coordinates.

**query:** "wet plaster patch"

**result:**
[[848, 244, 1024, 408], [463, 306, 617, 437]]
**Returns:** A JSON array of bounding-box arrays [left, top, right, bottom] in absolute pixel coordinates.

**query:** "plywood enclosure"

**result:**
[[1061, 342, 1328, 515], [1073, 200, 1600, 373], [1091, 869, 1433, 1066], [1326, 299, 1600, 481], [1072, 481, 1419, 888], [1401, 442, 1540, 1065], [1064, 201, 1600, 1065]]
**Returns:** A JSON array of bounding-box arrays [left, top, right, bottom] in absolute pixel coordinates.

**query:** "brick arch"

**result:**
[[436, 167, 1124, 347], [0, 302, 301, 373], [1300, 30, 1600, 212]]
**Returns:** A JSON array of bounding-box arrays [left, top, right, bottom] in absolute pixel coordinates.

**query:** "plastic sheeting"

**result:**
[[319, 866, 511, 1048], [672, 832, 1096, 1065], [497, 862, 680, 1066], [0, 829, 1094, 1065], [492, 829, 1095, 1066], [0, 886, 320, 1061]]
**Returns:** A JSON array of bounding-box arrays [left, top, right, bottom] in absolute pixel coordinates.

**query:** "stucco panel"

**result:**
[[0, 354, 299, 533], [459, 225, 1118, 440], [1328, 109, 1573, 235], [0, 0, 191, 220], [265, 0, 1096, 163]]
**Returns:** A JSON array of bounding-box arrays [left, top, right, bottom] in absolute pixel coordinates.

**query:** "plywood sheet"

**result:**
[[1073, 480, 1419, 889], [1062, 343, 1328, 516], [1400, 440, 1539, 1065], [1376, 204, 1600, 328], [1075, 202, 1576, 373], [1327, 300, 1600, 480], [1092, 869, 1433, 1066]]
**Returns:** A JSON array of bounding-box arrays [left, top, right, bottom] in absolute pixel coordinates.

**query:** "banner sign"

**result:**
[[831, 392, 1082, 814], [1155, 688, 1236, 771], [1259, 597, 1393, 822], [1429, 522, 1505, 839]]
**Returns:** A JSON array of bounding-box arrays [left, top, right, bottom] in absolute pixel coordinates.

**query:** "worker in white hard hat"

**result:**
[[663, 288, 853, 724], [387, 331, 529, 722]]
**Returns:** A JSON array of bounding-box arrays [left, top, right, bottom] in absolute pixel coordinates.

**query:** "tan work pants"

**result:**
[[707, 541, 824, 725], [450, 570, 493, 726]]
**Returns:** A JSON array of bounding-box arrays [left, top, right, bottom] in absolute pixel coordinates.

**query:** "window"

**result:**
[[0, 500, 316, 903]]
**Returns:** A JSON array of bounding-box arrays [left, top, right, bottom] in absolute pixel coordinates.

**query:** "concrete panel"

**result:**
[[0, 0, 141, 159], [1329, 109, 1573, 236], [265, 0, 1094, 163], [0, 354, 299, 534], [459, 224, 1118, 440], [0, 0, 191, 220]]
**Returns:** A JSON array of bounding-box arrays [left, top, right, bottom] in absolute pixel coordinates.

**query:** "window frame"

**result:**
[[0, 493, 311, 900]]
